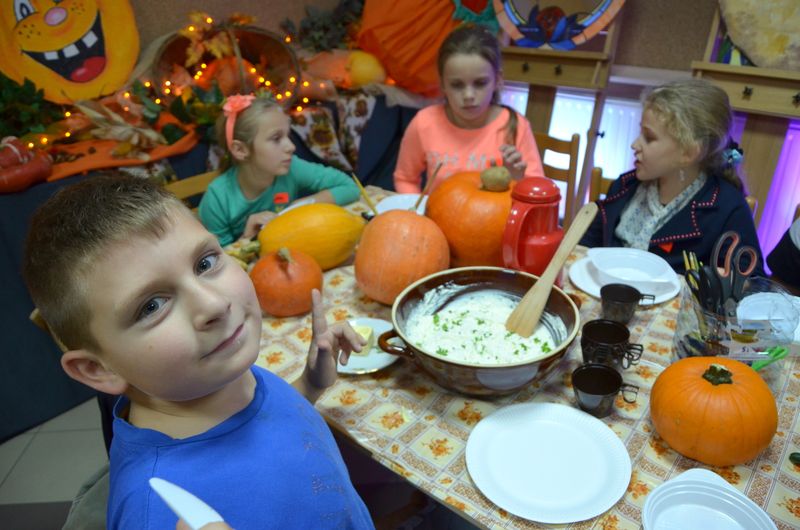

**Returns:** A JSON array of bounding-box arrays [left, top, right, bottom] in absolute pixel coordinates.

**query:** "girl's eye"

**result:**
[[14, 0, 35, 22], [196, 252, 221, 274], [137, 297, 167, 321], [449, 81, 464, 89]]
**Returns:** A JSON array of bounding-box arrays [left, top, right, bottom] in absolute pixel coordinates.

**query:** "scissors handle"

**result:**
[[730, 246, 758, 301]]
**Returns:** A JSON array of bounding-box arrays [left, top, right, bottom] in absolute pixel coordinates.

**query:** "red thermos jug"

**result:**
[[502, 177, 564, 276]]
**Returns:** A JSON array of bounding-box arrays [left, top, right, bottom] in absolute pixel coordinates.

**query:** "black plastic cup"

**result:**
[[571, 363, 639, 418], [600, 283, 655, 324], [581, 319, 644, 370]]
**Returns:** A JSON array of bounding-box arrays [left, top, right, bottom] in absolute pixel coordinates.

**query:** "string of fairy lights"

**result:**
[[26, 16, 323, 151]]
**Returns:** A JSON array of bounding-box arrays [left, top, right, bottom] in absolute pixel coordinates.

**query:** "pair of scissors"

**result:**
[[710, 231, 758, 304]]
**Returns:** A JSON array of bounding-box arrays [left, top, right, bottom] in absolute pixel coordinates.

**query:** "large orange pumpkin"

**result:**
[[425, 167, 514, 267], [0, 1, 139, 103], [354, 210, 450, 305], [249, 247, 322, 317], [649, 357, 777, 467]]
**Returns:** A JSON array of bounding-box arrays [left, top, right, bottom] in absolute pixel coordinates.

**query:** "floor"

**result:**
[[0, 398, 108, 530], [0, 399, 478, 530]]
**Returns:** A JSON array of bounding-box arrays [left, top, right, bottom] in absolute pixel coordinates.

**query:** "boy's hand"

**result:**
[[500, 144, 527, 181], [242, 210, 277, 240], [295, 289, 366, 402]]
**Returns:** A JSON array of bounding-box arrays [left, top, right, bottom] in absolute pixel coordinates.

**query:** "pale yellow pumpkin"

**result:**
[[258, 204, 365, 270], [346, 50, 386, 88]]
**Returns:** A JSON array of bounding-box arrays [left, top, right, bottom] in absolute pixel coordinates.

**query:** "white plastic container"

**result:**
[[642, 468, 776, 530], [587, 247, 676, 294]]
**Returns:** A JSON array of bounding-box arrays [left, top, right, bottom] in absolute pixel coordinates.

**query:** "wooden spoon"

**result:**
[[506, 202, 599, 337]]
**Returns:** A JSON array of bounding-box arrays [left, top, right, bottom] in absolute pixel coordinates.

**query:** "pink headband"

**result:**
[[223, 94, 256, 150]]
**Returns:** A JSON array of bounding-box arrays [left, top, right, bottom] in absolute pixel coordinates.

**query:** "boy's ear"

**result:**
[[229, 139, 250, 162], [61, 350, 128, 395]]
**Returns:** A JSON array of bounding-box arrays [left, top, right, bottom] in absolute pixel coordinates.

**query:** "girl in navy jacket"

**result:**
[[581, 79, 763, 276]]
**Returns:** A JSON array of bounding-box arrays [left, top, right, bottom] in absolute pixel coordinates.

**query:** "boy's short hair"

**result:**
[[23, 174, 186, 350]]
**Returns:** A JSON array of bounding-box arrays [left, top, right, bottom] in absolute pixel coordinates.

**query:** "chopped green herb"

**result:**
[[433, 314, 440, 325], [435, 347, 448, 356]]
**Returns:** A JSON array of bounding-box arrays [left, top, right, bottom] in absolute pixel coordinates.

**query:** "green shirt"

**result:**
[[199, 156, 360, 246]]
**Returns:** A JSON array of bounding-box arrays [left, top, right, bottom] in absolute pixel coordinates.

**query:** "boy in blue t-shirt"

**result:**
[[23, 174, 373, 529]]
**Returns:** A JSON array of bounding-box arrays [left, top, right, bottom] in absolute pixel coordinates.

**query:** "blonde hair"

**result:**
[[644, 79, 743, 191], [22, 174, 186, 350], [216, 96, 283, 169], [437, 24, 517, 144]]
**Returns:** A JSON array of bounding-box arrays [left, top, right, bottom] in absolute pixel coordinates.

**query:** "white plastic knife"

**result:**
[[149, 477, 225, 530]]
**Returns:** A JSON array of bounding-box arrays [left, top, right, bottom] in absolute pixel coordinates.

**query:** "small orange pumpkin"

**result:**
[[425, 166, 514, 267], [249, 247, 322, 317], [649, 357, 777, 467], [354, 210, 450, 305]]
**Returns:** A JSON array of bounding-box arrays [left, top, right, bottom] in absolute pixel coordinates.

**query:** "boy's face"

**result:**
[[82, 208, 262, 402]]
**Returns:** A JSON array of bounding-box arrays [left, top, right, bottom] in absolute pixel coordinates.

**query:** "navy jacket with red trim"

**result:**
[[579, 170, 764, 276]]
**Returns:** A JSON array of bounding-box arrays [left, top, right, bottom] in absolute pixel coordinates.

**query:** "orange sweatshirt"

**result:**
[[393, 105, 545, 193]]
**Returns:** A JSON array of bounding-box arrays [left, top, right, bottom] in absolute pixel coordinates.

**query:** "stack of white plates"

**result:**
[[642, 469, 776, 529]]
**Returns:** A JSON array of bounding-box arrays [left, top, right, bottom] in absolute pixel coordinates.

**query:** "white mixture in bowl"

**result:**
[[404, 288, 562, 365]]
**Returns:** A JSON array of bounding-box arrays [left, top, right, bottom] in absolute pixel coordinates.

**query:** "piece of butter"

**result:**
[[352, 324, 375, 356]]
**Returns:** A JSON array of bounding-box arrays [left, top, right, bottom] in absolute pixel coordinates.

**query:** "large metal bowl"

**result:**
[[378, 267, 580, 396]]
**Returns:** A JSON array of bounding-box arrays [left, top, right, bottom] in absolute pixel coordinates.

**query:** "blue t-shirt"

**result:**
[[107, 366, 374, 529], [199, 156, 359, 246]]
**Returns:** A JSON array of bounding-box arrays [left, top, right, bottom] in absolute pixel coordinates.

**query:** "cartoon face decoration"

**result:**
[[0, 0, 139, 103]]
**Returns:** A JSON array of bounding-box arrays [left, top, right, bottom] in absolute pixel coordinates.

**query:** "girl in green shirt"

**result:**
[[199, 95, 359, 246]]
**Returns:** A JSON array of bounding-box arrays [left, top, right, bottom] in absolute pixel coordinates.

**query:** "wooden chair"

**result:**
[[30, 308, 67, 352], [588, 167, 612, 202], [533, 132, 580, 228], [745, 195, 757, 217], [164, 170, 219, 212]]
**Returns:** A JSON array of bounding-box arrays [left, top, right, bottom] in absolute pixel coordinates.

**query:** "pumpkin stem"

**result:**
[[277, 247, 294, 263], [480, 165, 511, 192], [702, 363, 733, 385]]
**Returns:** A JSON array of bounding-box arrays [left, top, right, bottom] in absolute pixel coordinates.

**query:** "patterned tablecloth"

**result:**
[[254, 187, 800, 529]]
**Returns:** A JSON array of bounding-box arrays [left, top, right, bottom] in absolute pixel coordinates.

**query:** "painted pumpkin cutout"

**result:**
[[0, 0, 139, 104]]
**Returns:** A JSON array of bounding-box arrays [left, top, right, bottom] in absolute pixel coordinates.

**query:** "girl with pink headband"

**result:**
[[198, 94, 359, 246]]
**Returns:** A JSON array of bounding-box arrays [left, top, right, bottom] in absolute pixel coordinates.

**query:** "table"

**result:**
[[255, 187, 800, 529]]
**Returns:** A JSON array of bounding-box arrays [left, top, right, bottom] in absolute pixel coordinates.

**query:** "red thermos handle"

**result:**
[[502, 203, 534, 270]]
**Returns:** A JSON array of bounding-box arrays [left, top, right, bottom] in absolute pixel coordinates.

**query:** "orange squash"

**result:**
[[425, 167, 514, 267], [649, 357, 777, 467], [249, 248, 322, 317], [354, 210, 450, 305], [258, 203, 365, 270]]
